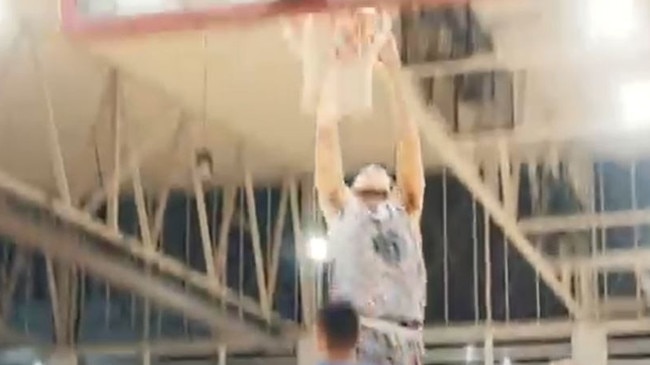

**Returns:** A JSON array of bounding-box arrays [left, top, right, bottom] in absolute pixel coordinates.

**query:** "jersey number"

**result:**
[[372, 230, 404, 266]]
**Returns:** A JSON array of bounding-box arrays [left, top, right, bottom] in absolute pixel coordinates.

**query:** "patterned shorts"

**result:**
[[357, 322, 423, 365]]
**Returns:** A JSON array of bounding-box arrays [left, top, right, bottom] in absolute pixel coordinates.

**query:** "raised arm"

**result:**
[[380, 37, 425, 218], [314, 101, 348, 221]]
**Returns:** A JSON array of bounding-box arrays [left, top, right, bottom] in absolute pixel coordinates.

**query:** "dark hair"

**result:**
[[317, 301, 360, 351]]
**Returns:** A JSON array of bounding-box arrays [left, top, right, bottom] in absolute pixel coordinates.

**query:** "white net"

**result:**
[[283, 8, 392, 118]]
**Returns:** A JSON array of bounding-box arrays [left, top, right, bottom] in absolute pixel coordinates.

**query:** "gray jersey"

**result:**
[[328, 196, 426, 322]]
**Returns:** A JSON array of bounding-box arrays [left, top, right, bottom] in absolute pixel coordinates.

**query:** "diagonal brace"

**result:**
[[396, 70, 583, 317]]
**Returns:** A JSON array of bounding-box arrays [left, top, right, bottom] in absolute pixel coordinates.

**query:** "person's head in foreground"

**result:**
[[351, 164, 393, 208], [316, 301, 360, 363]]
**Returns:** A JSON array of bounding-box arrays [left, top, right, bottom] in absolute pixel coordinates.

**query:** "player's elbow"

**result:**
[[404, 191, 423, 216], [401, 180, 424, 216]]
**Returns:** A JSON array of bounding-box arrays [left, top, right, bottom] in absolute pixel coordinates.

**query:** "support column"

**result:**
[[483, 331, 494, 365], [297, 328, 320, 365], [299, 176, 317, 325], [571, 322, 607, 365], [218, 346, 227, 365], [46, 349, 77, 365]]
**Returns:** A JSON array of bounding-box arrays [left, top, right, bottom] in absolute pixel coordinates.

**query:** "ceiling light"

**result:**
[[620, 80, 650, 125], [585, 0, 638, 41], [307, 237, 328, 262]]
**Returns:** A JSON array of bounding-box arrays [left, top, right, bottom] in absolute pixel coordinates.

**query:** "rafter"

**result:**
[[27, 25, 80, 347], [243, 168, 270, 318], [0, 250, 27, 318], [0, 169, 287, 327], [519, 209, 650, 235], [267, 180, 289, 306], [83, 116, 184, 213], [0, 199, 288, 348]]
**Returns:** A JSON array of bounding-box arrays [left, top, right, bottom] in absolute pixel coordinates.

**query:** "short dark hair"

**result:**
[[317, 301, 360, 351]]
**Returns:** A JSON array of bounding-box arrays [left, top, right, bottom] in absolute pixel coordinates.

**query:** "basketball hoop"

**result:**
[[283, 8, 392, 118]]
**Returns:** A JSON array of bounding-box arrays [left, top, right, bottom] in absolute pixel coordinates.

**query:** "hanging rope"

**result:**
[[471, 196, 479, 323], [266, 187, 272, 273], [597, 162, 606, 317], [484, 205, 493, 324], [183, 194, 191, 335], [238, 187, 245, 318], [130, 211, 138, 329], [157, 207, 166, 337], [212, 188, 220, 260], [442, 169, 449, 324], [201, 32, 209, 142]]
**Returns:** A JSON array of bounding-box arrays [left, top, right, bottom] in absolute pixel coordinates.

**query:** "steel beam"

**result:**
[[0, 169, 281, 326], [519, 209, 650, 235], [28, 32, 71, 205], [190, 149, 217, 278], [0, 201, 284, 348], [50, 319, 650, 358], [66, 66, 114, 201], [73, 340, 292, 356], [288, 177, 311, 326], [216, 186, 237, 287], [243, 169, 270, 318], [151, 186, 171, 247], [29, 28, 79, 347], [641, 273, 650, 304], [267, 180, 289, 305], [423, 318, 650, 345], [0, 251, 27, 318], [0, 253, 30, 346], [107, 70, 121, 231], [150, 118, 187, 248], [424, 337, 650, 364], [45, 260, 65, 345], [398, 70, 582, 317], [132, 160, 153, 249], [554, 248, 650, 271], [83, 117, 184, 214], [498, 141, 520, 217]]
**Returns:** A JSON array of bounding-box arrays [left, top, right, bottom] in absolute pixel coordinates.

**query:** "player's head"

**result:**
[[315, 301, 360, 360], [351, 164, 392, 205]]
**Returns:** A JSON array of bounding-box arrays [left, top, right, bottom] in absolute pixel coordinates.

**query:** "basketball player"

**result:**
[[315, 35, 426, 365]]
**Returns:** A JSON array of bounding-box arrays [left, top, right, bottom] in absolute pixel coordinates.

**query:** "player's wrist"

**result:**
[[316, 97, 341, 124]]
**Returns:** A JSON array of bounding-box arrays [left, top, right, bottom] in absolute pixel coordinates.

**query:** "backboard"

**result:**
[[60, 0, 468, 36]]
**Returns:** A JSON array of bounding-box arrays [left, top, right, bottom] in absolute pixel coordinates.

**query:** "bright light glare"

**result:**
[[586, 0, 638, 41], [502, 357, 512, 365], [307, 237, 328, 261], [620, 80, 650, 125], [33, 361, 43, 365]]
